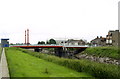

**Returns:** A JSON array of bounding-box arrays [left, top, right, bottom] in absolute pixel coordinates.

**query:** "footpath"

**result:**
[[0, 48, 10, 79]]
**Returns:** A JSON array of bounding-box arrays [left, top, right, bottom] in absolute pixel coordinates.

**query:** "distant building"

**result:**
[[55, 39, 86, 45], [91, 30, 120, 47], [67, 39, 86, 45], [1, 38, 9, 47], [106, 30, 120, 47], [55, 40, 68, 45], [91, 36, 106, 46]]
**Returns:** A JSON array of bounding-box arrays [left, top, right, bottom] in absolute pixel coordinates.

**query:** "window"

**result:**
[[109, 40, 112, 43]]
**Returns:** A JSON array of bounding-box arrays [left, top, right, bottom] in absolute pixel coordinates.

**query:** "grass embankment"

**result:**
[[0, 48, 2, 60], [5, 47, 92, 77], [81, 47, 120, 59], [19, 48, 120, 79], [0, 47, 2, 54]]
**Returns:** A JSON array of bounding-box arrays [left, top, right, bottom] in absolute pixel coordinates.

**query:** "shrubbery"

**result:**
[[16, 47, 120, 79], [82, 46, 120, 59]]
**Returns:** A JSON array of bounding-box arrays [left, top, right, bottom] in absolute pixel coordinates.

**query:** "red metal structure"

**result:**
[[25, 29, 30, 45], [27, 29, 29, 45], [25, 30, 26, 44], [12, 45, 63, 48]]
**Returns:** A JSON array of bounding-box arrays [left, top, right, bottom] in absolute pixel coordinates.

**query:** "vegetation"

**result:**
[[38, 41, 45, 44], [0, 47, 2, 54], [5, 47, 92, 77], [0, 48, 2, 60], [47, 39, 56, 44], [44, 48, 54, 52], [18, 48, 120, 79], [81, 46, 120, 59]]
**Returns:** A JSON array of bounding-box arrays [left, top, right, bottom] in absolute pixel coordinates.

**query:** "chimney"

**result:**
[[97, 36, 99, 38], [27, 29, 29, 45], [25, 30, 26, 44]]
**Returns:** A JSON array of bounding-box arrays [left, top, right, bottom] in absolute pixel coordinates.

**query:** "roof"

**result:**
[[1, 38, 9, 40], [91, 37, 106, 42]]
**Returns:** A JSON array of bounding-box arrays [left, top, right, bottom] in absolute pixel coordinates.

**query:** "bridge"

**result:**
[[10, 44, 89, 57], [10, 44, 89, 48]]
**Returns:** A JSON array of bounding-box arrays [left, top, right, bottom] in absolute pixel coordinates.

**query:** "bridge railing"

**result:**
[[64, 45, 89, 47], [10, 44, 89, 48], [10, 44, 62, 46]]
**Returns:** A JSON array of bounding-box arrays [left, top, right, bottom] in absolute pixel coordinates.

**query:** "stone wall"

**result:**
[[76, 53, 120, 65]]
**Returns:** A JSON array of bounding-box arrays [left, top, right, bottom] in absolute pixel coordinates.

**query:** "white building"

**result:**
[[55, 40, 68, 45]]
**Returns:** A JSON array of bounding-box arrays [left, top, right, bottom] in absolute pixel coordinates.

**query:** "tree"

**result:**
[[47, 39, 56, 44], [46, 41, 49, 44], [38, 41, 41, 44], [38, 41, 45, 44], [41, 41, 45, 44]]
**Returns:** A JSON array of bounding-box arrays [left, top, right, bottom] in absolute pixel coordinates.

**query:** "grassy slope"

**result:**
[[5, 47, 92, 77], [19, 48, 120, 79], [81, 46, 120, 59], [0, 48, 2, 60], [0, 48, 1, 53]]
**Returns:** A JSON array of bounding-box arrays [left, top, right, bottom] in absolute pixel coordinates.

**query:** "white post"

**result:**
[[118, 1, 120, 31]]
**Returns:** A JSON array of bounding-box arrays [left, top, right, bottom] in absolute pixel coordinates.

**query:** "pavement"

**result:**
[[0, 48, 10, 79]]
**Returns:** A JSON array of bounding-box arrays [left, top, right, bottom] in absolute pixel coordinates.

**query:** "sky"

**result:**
[[0, 0, 119, 44]]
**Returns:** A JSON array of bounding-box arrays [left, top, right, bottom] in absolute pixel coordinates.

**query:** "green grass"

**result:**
[[0, 47, 2, 54], [18, 47, 120, 79], [0, 48, 2, 60], [81, 46, 120, 59], [5, 47, 92, 77]]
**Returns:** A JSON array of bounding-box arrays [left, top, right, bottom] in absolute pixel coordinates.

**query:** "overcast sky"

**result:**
[[0, 0, 119, 44]]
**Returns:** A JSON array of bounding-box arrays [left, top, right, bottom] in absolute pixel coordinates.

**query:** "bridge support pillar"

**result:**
[[34, 48, 42, 52], [55, 48, 64, 57]]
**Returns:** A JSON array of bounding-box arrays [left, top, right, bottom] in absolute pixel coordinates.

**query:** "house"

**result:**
[[67, 39, 86, 45], [106, 30, 120, 47], [55, 39, 86, 46], [91, 30, 120, 47], [55, 40, 68, 45], [91, 36, 106, 46]]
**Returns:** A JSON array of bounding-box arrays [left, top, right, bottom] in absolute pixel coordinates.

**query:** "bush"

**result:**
[[18, 48, 120, 79]]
